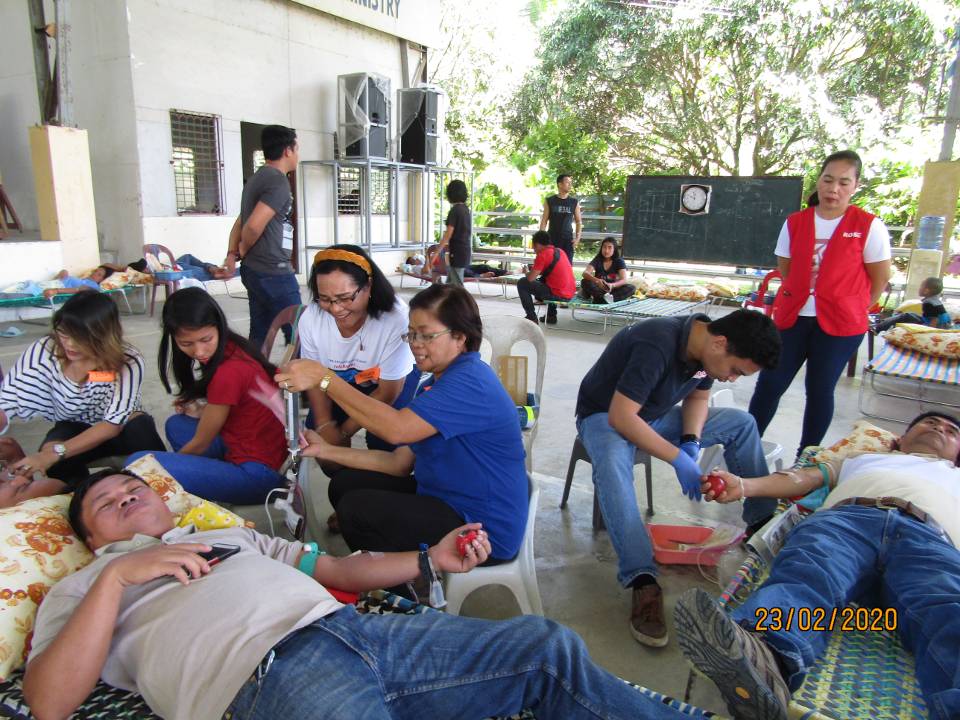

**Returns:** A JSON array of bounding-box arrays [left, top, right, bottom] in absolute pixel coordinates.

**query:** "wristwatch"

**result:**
[[52, 443, 67, 460], [319, 373, 334, 394], [680, 434, 700, 445]]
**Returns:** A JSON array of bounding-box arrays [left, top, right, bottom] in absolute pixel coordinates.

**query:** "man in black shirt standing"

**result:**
[[539, 174, 582, 262]]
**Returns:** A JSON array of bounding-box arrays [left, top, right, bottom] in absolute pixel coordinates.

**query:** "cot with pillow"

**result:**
[[684, 425, 929, 719], [0, 454, 719, 719], [859, 334, 960, 422]]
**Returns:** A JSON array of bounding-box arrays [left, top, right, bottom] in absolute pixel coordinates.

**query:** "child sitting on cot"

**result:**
[[872, 276, 955, 331]]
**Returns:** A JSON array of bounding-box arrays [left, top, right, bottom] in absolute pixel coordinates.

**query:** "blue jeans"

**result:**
[[176, 254, 216, 282], [748, 316, 863, 458], [239, 265, 302, 350], [125, 415, 284, 504], [577, 407, 774, 587], [223, 605, 689, 719], [731, 505, 960, 720]]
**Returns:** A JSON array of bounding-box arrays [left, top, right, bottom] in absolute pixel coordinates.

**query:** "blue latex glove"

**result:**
[[678, 440, 701, 460], [671, 450, 703, 501]]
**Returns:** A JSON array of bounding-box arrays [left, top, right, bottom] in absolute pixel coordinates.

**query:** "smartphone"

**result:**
[[198, 543, 241, 567]]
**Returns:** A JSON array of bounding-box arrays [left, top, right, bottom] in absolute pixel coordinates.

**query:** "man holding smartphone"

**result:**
[[24, 470, 690, 720]]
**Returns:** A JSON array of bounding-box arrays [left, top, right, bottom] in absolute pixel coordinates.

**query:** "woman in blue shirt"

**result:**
[[276, 284, 528, 562]]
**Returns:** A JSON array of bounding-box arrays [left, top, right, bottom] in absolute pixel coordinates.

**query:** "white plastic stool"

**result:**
[[443, 474, 543, 616]]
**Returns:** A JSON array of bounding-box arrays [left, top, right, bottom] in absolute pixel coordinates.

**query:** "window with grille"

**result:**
[[170, 110, 224, 214], [336, 167, 391, 215], [370, 169, 390, 215], [337, 167, 361, 215]]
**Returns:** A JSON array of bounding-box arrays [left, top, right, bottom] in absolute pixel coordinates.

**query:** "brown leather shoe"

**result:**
[[630, 583, 669, 647], [675, 588, 789, 720]]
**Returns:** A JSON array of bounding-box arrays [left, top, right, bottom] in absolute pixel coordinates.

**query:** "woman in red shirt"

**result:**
[[126, 288, 287, 503]]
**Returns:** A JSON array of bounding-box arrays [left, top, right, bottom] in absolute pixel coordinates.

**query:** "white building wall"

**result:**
[[0, 0, 433, 285], [0, 3, 44, 234], [69, 0, 142, 263], [129, 0, 417, 268], [0, 1, 139, 285]]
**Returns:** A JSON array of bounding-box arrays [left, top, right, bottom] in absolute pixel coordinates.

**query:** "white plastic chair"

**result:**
[[481, 316, 546, 472], [699, 388, 784, 473], [443, 474, 543, 616]]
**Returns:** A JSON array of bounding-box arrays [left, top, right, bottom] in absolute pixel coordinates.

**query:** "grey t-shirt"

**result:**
[[241, 165, 294, 275], [30, 526, 341, 720]]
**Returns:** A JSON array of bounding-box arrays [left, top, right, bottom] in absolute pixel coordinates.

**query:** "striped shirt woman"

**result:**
[[0, 292, 164, 500]]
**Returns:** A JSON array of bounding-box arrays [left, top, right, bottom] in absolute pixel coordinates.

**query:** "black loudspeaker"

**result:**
[[399, 88, 440, 165], [340, 73, 390, 160], [345, 125, 388, 160]]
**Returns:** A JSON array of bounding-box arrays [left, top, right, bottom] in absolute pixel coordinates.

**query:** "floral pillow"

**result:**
[[0, 495, 91, 678], [810, 420, 898, 465], [705, 280, 738, 298], [882, 324, 960, 360], [632, 276, 651, 295], [0, 454, 247, 679]]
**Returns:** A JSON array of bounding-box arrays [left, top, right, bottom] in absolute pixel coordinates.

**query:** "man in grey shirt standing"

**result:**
[[227, 124, 302, 349]]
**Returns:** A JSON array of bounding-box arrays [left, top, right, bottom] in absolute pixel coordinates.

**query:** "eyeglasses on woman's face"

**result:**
[[317, 286, 363, 307], [401, 329, 453, 344]]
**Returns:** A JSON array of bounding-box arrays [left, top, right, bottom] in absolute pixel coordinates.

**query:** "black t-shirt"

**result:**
[[575, 314, 714, 421], [546, 194, 578, 242], [445, 203, 472, 268], [588, 255, 626, 283], [922, 295, 947, 318]]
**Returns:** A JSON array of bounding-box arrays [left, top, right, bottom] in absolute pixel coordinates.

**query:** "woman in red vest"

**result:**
[[748, 150, 891, 464]]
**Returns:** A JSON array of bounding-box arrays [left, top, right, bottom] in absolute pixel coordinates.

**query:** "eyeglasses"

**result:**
[[317, 287, 363, 307], [401, 329, 453, 344]]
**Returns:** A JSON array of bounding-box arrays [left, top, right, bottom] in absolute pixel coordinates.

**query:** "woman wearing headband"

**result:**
[[277, 284, 528, 564], [299, 245, 419, 458]]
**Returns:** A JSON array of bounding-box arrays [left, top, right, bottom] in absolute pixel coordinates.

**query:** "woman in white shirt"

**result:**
[[298, 245, 419, 454]]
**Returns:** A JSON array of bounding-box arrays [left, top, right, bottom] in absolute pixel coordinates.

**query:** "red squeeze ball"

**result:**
[[456, 530, 479, 556], [706, 474, 727, 496]]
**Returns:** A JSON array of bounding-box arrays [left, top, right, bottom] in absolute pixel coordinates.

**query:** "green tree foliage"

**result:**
[[510, 116, 626, 194], [506, 0, 954, 179]]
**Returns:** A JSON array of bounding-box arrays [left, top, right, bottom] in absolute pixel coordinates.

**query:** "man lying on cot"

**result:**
[[675, 411, 960, 720], [24, 469, 693, 720]]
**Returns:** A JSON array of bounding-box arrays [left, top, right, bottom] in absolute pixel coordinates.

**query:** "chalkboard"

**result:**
[[622, 175, 804, 267]]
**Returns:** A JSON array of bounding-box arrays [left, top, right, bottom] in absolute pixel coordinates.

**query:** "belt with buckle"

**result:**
[[833, 496, 952, 544]]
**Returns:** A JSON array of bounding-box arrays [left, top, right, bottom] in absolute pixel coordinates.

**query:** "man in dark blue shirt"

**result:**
[[575, 310, 781, 647]]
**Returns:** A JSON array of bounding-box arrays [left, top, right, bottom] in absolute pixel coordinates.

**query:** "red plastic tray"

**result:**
[[648, 524, 741, 566]]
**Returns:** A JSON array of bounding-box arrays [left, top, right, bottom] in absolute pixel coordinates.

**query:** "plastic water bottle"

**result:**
[[916, 216, 945, 250]]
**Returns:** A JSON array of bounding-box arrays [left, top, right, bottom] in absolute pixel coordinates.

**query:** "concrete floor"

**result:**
[[0, 278, 914, 716]]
